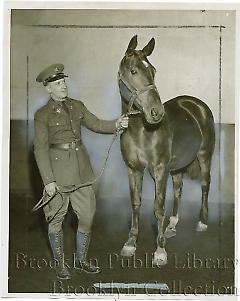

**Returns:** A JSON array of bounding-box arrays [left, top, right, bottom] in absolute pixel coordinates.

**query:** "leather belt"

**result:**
[[50, 141, 82, 150]]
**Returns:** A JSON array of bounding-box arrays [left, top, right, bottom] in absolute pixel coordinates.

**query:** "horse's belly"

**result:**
[[121, 95, 204, 172], [168, 114, 202, 171]]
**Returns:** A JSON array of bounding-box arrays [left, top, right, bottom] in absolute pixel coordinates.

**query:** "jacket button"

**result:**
[[76, 148, 79, 151], [56, 122, 59, 125]]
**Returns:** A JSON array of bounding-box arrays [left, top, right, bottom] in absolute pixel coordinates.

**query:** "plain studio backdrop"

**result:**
[[10, 9, 235, 209]]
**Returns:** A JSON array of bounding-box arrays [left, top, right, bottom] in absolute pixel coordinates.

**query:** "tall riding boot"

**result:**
[[75, 231, 100, 274], [48, 230, 71, 280]]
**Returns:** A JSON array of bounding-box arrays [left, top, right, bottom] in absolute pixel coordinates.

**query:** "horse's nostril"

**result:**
[[151, 108, 159, 118]]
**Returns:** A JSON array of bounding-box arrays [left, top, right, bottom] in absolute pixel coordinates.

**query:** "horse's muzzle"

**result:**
[[151, 107, 160, 119], [150, 107, 165, 123]]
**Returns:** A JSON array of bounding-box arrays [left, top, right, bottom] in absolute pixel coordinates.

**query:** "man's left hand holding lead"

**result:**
[[116, 115, 129, 132]]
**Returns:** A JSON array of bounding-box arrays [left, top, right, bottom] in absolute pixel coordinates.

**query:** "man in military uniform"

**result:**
[[34, 63, 128, 280]]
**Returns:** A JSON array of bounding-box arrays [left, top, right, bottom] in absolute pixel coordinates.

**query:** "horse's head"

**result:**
[[118, 35, 165, 125]]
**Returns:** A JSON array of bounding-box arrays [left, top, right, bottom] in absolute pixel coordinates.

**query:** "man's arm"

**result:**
[[80, 102, 127, 133], [33, 111, 56, 186]]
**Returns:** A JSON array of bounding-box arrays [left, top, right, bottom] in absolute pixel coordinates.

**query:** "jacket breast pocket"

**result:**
[[48, 117, 67, 128], [48, 117, 68, 138], [72, 112, 84, 125]]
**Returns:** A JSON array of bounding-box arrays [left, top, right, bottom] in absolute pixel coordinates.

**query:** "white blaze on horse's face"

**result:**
[[142, 60, 149, 68]]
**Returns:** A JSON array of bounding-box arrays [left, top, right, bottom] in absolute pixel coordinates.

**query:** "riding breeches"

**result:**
[[43, 186, 96, 234]]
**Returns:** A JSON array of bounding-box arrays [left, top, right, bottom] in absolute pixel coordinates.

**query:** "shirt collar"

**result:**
[[48, 97, 72, 110]]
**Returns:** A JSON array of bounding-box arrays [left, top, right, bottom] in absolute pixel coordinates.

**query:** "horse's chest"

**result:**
[[120, 130, 169, 169]]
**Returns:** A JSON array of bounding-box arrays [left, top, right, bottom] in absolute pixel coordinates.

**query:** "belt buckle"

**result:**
[[71, 141, 76, 149]]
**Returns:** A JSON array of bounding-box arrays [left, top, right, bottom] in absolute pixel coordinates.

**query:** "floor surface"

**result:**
[[8, 193, 234, 295]]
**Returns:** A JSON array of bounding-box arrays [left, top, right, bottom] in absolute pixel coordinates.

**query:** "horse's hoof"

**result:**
[[164, 215, 178, 238], [196, 221, 208, 232], [120, 245, 136, 257], [164, 226, 176, 238], [153, 247, 167, 266]]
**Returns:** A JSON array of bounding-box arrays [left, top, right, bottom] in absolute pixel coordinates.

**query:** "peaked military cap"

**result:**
[[36, 63, 68, 85]]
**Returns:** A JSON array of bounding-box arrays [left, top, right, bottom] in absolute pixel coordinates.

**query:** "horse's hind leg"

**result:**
[[120, 168, 143, 257], [164, 173, 183, 238], [196, 153, 211, 232]]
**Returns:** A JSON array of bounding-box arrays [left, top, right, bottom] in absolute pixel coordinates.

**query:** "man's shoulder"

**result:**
[[69, 98, 84, 106], [34, 104, 49, 121], [69, 98, 85, 110]]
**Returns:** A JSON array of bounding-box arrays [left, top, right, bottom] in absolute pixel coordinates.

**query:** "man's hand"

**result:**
[[45, 182, 59, 197], [116, 115, 129, 131]]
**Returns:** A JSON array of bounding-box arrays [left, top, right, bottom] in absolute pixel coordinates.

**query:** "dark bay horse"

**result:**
[[118, 35, 215, 266]]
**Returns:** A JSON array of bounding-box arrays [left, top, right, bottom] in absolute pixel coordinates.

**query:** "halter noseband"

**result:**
[[118, 71, 158, 116]]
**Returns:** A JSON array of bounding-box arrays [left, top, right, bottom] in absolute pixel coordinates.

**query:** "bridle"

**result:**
[[118, 71, 158, 116]]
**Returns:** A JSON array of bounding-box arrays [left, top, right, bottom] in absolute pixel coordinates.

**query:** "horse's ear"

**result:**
[[142, 38, 155, 56], [126, 35, 138, 55]]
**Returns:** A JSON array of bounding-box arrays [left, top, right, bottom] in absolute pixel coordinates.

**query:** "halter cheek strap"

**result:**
[[118, 78, 142, 112]]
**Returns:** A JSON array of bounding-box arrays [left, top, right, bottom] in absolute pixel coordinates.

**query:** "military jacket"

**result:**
[[34, 97, 116, 186]]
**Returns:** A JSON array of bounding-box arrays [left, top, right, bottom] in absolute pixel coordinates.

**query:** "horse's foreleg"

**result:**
[[196, 154, 211, 232], [153, 163, 169, 266], [164, 173, 183, 238], [120, 168, 143, 257]]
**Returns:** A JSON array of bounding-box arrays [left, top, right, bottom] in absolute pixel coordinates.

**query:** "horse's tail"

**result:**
[[185, 159, 201, 179]]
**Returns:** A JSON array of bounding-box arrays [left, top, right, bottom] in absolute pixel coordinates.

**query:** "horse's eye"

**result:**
[[131, 69, 137, 75]]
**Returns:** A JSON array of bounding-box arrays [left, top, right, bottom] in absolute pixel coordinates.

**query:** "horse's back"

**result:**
[[164, 95, 215, 171]]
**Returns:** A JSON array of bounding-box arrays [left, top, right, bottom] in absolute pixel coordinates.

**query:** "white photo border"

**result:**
[[1, 1, 240, 300]]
